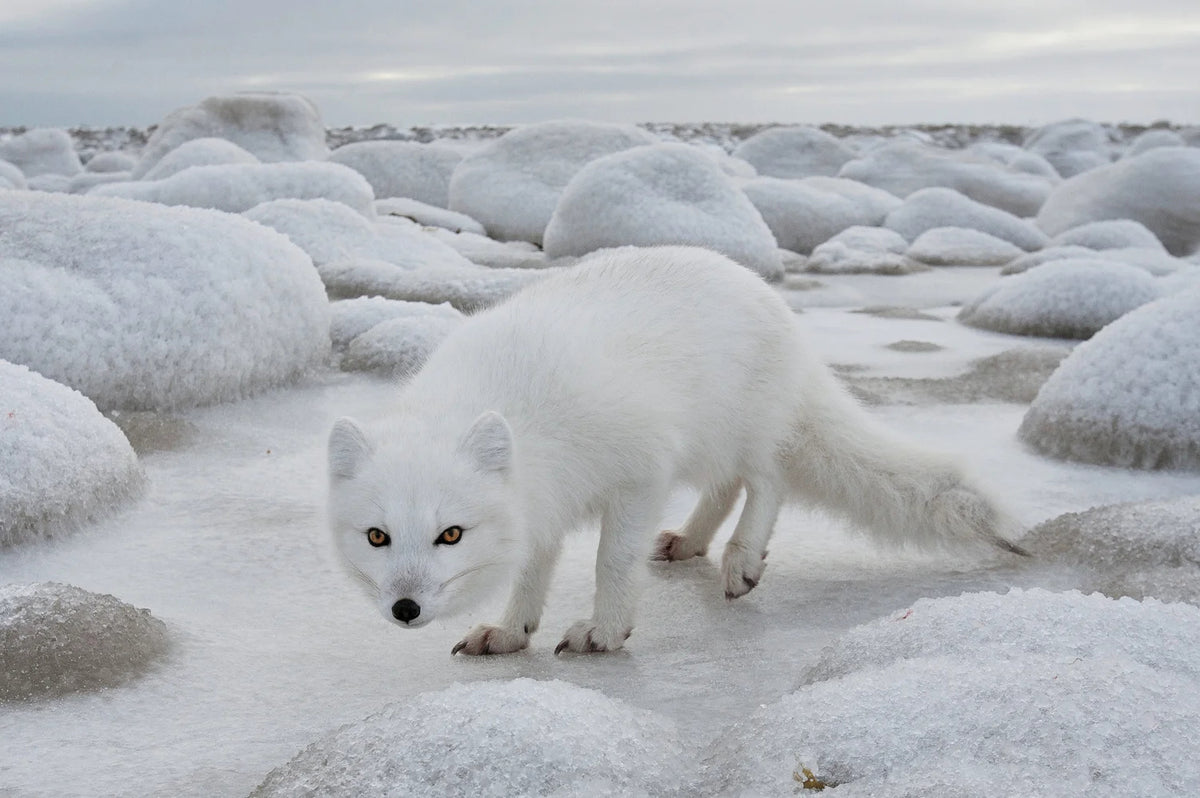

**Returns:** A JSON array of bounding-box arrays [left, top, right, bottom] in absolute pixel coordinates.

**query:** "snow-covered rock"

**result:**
[[93, 161, 376, 216], [1049, 218, 1166, 251], [329, 296, 463, 353], [1036, 147, 1200, 256], [319, 258, 549, 313], [69, 172, 130, 194], [906, 226, 1024, 266], [1020, 285, 1200, 468], [1002, 244, 1186, 277], [328, 141, 462, 207], [0, 160, 27, 190], [543, 143, 783, 279], [132, 92, 328, 179], [375, 197, 486, 235], [731, 125, 855, 178], [26, 174, 72, 192], [0, 192, 330, 411], [252, 679, 690, 797], [806, 226, 923, 275], [0, 128, 82, 177], [1024, 119, 1113, 177], [340, 316, 462, 378], [0, 582, 169, 702], [420, 225, 554, 269], [885, 187, 1048, 250], [0, 360, 143, 547], [141, 137, 260, 181], [741, 176, 896, 255], [447, 120, 657, 244], [967, 140, 1061, 180], [84, 151, 136, 173], [1124, 128, 1186, 158], [959, 259, 1161, 338]]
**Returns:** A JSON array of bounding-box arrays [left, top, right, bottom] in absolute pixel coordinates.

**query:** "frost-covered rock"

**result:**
[[329, 296, 463, 352], [252, 679, 690, 797], [959, 259, 1161, 338], [1020, 285, 1200, 468], [906, 226, 1023, 266], [447, 120, 657, 244], [341, 316, 462, 378], [806, 226, 923, 275], [0, 159, 26, 190], [1049, 218, 1166, 251], [26, 174, 72, 192], [1124, 128, 1186, 158], [0, 192, 330, 411], [375, 197, 486, 235], [0, 360, 142, 546], [132, 92, 328, 179], [329, 141, 462, 207], [1002, 244, 1186, 277], [838, 140, 1053, 216], [967, 140, 1061, 180], [93, 161, 375, 216], [731, 125, 855, 178], [0, 128, 82, 177], [84, 151, 136, 173], [319, 258, 549, 313], [1036, 147, 1200, 256], [543, 143, 783, 279], [885, 187, 1048, 250], [69, 172, 130, 194], [141, 137, 260, 181], [1024, 119, 1113, 178], [0, 582, 169, 701], [741, 177, 896, 255]]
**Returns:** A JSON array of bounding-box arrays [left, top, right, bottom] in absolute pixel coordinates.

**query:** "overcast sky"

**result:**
[[3, 0, 1198, 129]]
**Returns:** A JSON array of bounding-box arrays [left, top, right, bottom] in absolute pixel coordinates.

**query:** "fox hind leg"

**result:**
[[653, 479, 742, 562], [721, 477, 783, 599]]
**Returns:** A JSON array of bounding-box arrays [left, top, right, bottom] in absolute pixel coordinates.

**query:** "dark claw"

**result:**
[[451, 640, 467, 656], [585, 630, 600, 652], [554, 639, 569, 655], [743, 576, 758, 589]]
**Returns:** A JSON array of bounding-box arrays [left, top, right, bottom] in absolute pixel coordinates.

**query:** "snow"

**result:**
[[319, 258, 551, 312], [328, 140, 463, 207], [1024, 118, 1113, 178], [0, 128, 82, 177], [84, 151, 136, 173], [1048, 218, 1167, 251], [885, 187, 1049, 250], [906, 226, 1024, 266], [967, 140, 1061, 180], [141, 137, 260, 181], [329, 296, 464, 353], [543, 143, 783, 279], [1125, 128, 1188, 157], [0, 159, 27, 189], [330, 296, 465, 378], [67, 171, 130, 194], [806, 226, 924, 275], [731, 125, 855, 178], [741, 176, 895, 255], [0, 359, 143, 547], [1002, 244, 1187, 277], [375, 196, 487, 235]]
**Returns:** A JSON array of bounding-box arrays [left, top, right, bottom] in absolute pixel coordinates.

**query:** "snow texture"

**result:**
[[329, 296, 464, 353], [131, 92, 328, 179], [85, 151, 136, 173], [1002, 244, 1187, 277], [0, 359, 143, 547], [251, 679, 690, 798], [0, 582, 168, 702], [328, 141, 462, 207], [806, 226, 924, 275], [543, 143, 783, 279], [375, 197, 486, 235], [1048, 218, 1167, 251], [731, 125, 855, 178], [906, 226, 1024, 266], [141, 137, 260, 181], [741, 176, 895, 255], [0, 191, 330, 411], [447, 120, 657, 244], [885, 187, 1049, 250], [93, 161, 376, 216], [0, 128, 82, 177], [1024, 119, 1113, 178], [1020, 285, 1200, 468]]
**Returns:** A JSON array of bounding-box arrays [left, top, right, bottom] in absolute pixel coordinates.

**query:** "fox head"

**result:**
[[326, 411, 519, 629]]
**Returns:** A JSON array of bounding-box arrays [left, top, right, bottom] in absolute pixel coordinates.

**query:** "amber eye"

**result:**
[[366, 527, 390, 547], [436, 526, 463, 546]]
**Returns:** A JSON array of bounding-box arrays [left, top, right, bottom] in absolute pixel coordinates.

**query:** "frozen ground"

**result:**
[[2, 269, 1199, 797]]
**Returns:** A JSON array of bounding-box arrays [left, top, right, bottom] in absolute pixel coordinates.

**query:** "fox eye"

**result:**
[[436, 526, 463, 546], [366, 527, 390, 547]]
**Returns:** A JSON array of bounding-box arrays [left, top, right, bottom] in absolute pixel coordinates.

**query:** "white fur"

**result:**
[[328, 246, 1021, 655]]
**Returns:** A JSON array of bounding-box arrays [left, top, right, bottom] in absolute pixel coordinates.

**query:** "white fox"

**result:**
[[328, 246, 1023, 655]]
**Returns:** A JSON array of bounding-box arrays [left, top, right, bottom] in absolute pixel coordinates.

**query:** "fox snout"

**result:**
[[391, 598, 421, 624]]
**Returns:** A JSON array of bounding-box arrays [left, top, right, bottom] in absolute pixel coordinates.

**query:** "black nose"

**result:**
[[392, 598, 421, 623]]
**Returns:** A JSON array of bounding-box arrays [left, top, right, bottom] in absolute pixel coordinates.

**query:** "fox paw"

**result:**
[[451, 624, 529, 656], [722, 545, 767, 599], [554, 620, 632, 655], [651, 531, 707, 562]]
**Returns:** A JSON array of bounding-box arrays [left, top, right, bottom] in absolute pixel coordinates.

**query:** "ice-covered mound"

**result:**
[[806, 226, 923, 275], [1126, 128, 1187, 157], [251, 679, 690, 797], [375, 197, 486, 235], [422, 225, 553, 269], [68, 172, 130, 194], [0, 159, 27, 189], [93, 161, 375, 216], [331, 296, 463, 376], [959, 259, 1161, 338], [0, 128, 82, 177], [906, 226, 1023, 266], [131, 92, 328, 179], [1020, 285, 1200, 468], [731, 125, 855, 178], [1002, 244, 1186, 276], [0, 360, 143, 547], [141, 137, 259, 181], [319, 258, 549, 313], [328, 141, 462, 207], [838, 140, 1053, 216], [1037, 147, 1200, 256], [543, 143, 783, 279], [0, 582, 169, 702], [329, 296, 463, 352], [84, 151, 136, 173], [1049, 218, 1167, 251], [1024, 118, 1113, 177], [700, 589, 1200, 796], [447, 120, 656, 244], [967, 140, 1061, 180], [885, 187, 1048, 250], [741, 176, 896, 255], [0, 192, 330, 411]]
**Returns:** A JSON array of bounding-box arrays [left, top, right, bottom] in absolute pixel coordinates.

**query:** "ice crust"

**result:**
[[885, 187, 1048, 250], [731, 125, 855, 178], [328, 140, 463, 207]]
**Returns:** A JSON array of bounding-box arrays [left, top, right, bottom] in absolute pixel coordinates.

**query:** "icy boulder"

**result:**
[[959, 259, 1161, 338], [543, 143, 783, 279], [0, 192, 330, 411], [93, 161, 375, 216], [968, 140, 1061, 180], [84, 151, 136, 173], [1126, 128, 1187, 157], [0, 128, 82, 177], [700, 589, 1200, 796], [131, 92, 328, 178], [806, 226, 924, 275], [330, 296, 463, 352], [0, 360, 142, 547], [1, 582, 168, 702], [328, 141, 462, 207], [1049, 218, 1166, 251], [375, 197, 486, 235], [838, 140, 1053, 216], [1002, 244, 1186, 277], [252, 679, 690, 797], [141, 137, 260, 181], [1024, 119, 1113, 177], [741, 176, 897, 255], [907, 226, 1023, 266], [1020, 285, 1200, 468], [69, 172, 130, 194], [731, 125, 855, 178], [332, 296, 464, 377], [1036, 147, 1200, 256], [447, 120, 657, 244], [0, 160, 26, 189], [885, 187, 1048, 250], [318, 258, 549, 313]]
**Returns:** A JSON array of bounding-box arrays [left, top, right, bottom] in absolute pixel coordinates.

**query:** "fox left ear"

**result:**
[[459, 411, 512, 474], [329, 417, 372, 481]]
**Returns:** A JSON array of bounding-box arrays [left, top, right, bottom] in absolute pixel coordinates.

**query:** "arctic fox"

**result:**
[[328, 246, 1022, 655]]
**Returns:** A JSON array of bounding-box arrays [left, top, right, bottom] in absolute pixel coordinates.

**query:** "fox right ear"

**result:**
[[329, 417, 372, 481]]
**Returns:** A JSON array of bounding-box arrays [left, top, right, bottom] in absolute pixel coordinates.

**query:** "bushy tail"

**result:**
[[781, 359, 1026, 556]]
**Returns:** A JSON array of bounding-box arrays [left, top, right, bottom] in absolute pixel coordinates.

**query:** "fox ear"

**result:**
[[329, 417, 372, 481], [459, 411, 512, 474]]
